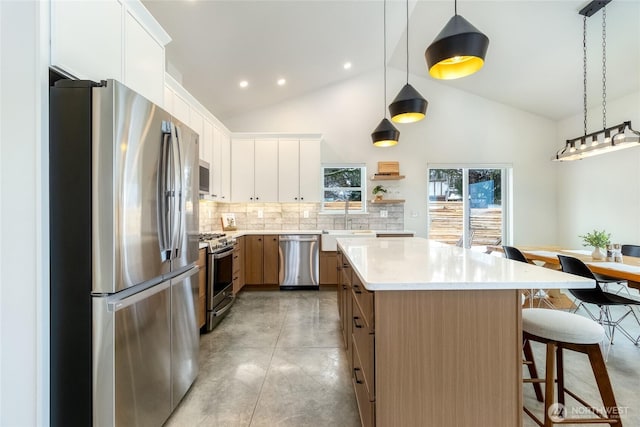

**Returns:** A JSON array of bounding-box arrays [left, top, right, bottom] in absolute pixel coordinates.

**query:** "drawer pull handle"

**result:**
[[353, 368, 364, 384], [353, 285, 362, 294], [353, 316, 363, 329]]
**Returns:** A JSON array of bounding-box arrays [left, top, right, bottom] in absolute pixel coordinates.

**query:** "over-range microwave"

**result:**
[[199, 160, 210, 194]]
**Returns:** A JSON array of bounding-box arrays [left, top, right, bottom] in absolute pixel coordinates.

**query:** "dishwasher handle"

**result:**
[[279, 235, 319, 242]]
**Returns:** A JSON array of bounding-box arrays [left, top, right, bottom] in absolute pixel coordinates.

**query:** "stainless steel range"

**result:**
[[199, 233, 236, 331]]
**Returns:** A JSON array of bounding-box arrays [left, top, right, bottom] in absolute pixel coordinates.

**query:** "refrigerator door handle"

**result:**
[[106, 280, 171, 312], [172, 124, 184, 259], [159, 122, 173, 262], [167, 123, 180, 260]]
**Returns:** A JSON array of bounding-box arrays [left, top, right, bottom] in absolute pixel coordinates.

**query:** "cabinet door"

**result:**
[[263, 235, 280, 285], [299, 139, 321, 202], [163, 85, 174, 114], [220, 132, 231, 201], [51, 0, 123, 81], [202, 120, 214, 192], [189, 110, 204, 159], [319, 251, 338, 285], [124, 10, 164, 106], [278, 139, 300, 202], [245, 235, 263, 285], [172, 93, 191, 125], [231, 139, 255, 202], [254, 139, 279, 202]]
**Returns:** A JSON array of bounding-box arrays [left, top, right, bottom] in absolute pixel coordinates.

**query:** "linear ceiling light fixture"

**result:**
[[554, 0, 639, 162], [372, 0, 400, 147], [389, 0, 428, 123], [424, 0, 489, 80]]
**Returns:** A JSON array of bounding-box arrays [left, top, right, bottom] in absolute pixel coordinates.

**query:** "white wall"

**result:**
[[1, 1, 49, 426], [556, 91, 640, 248], [224, 68, 559, 244]]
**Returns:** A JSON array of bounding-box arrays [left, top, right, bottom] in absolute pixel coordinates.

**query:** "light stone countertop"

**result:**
[[337, 237, 595, 291]]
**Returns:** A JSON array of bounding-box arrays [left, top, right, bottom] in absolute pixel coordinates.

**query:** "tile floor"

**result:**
[[166, 289, 640, 427]]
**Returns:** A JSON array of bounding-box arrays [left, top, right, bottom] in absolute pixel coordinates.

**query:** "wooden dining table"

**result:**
[[514, 246, 640, 291]]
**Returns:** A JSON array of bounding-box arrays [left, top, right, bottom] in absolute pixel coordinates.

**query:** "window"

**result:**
[[428, 166, 511, 250], [321, 165, 366, 213]]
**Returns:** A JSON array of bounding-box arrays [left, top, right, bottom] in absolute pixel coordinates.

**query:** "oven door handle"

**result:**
[[212, 295, 234, 317], [212, 247, 234, 259]]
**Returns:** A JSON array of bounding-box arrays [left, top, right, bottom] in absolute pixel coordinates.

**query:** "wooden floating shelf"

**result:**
[[371, 175, 405, 181], [370, 199, 405, 204]]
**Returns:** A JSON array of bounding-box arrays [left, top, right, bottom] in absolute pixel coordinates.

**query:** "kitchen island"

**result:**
[[336, 237, 594, 427]]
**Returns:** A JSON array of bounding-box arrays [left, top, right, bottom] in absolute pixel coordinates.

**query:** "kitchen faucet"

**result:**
[[344, 199, 350, 229]]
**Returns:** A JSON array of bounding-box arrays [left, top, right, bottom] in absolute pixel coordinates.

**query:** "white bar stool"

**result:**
[[522, 308, 622, 426]]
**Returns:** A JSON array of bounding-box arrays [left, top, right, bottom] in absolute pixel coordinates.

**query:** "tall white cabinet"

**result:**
[[50, 0, 169, 106]]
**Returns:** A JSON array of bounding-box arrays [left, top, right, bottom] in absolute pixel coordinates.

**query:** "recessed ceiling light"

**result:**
[[239, 80, 249, 88], [343, 62, 352, 70], [277, 78, 286, 86]]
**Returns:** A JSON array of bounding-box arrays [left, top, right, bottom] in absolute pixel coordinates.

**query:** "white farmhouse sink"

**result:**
[[321, 230, 376, 251]]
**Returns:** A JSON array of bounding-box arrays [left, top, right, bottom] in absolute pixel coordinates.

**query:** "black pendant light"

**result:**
[[425, 0, 489, 80], [389, 0, 427, 123], [372, 0, 400, 147]]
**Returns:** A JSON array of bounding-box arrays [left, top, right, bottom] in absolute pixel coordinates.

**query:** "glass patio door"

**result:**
[[428, 167, 508, 250]]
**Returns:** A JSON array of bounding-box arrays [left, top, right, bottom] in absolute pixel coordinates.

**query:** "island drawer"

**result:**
[[352, 336, 375, 427], [352, 300, 375, 401], [352, 274, 374, 330]]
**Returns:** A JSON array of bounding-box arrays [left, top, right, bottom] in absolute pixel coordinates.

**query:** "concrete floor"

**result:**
[[166, 289, 640, 427], [165, 290, 360, 427]]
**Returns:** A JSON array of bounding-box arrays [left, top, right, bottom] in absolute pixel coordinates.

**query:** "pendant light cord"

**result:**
[[602, 6, 607, 129], [405, 0, 409, 83], [454, 0, 457, 16], [383, 0, 387, 117], [583, 15, 587, 136]]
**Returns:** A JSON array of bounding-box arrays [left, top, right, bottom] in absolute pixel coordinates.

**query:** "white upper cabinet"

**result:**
[[278, 138, 321, 202], [163, 85, 174, 114], [231, 138, 278, 202], [202, 118, 213, 170], [231, 139, 255, 202], [50, 0, 170, 105], [278, 139, 300, 202], [212, 126, 231, 201], [298, 139, 321, 202], [219, 131, 231, 201], [51, 0, 123, 81], [189, 109, 204, 155], [123, 10, 165, 106], [254, 139, 279, 202], [172, 93, 191, 125]]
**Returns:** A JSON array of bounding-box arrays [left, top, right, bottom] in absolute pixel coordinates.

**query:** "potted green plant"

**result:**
[[579, 229, 611, 260], [372, 184, 387, 201]]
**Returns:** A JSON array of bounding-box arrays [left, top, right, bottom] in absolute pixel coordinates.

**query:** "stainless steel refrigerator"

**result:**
[[50, 79, 200, 427]]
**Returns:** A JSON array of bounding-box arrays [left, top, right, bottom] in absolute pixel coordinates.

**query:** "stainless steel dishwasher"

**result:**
[[279, 235, 320, 290]]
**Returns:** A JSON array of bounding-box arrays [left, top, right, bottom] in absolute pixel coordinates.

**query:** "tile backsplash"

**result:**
[[199, 200, 404, 233]]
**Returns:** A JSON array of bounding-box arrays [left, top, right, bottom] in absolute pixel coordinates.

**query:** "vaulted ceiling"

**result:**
[[143, 0, 640, 122]]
